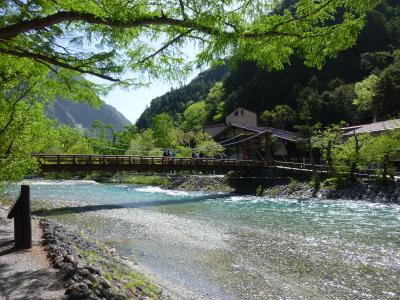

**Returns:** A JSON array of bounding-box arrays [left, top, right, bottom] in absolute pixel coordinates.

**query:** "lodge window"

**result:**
[[234, 110, 238, 116]]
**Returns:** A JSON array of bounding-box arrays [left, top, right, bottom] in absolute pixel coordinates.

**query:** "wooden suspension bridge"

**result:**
[[31, 154, 266, 173], [32, 154, 396, 178]]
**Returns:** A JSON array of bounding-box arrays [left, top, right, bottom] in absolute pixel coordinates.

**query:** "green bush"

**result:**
[[256, 185, 265, 196], [289, 178, 298, 192]]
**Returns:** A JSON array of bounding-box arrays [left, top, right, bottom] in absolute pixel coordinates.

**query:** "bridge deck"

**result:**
[[32, 154, 267, 172]]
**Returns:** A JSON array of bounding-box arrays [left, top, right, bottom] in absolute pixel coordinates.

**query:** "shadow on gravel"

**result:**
[[0, 228, 16, 256], [0, 264, 63, 299], [32, 193, 229, 217]]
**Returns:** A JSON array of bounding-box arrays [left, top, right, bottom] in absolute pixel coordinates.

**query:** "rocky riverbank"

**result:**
[[40, 219, 167, 300], [261, 180, 400, 203], [167, 175, 233, 193]]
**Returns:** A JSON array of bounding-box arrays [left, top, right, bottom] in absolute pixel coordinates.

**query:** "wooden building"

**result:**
[[342, 119, 400, 171], [342, 118, 400, 137], [205, 108, 299, 163]]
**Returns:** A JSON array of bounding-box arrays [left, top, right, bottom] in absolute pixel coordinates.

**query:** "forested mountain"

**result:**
[[136, 0, 400, 129], [136, 63, 229, 128], [47, 99, 131, 132]]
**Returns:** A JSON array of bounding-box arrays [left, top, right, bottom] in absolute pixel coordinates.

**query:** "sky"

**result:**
[[103, 76, 191, 124], [100, 43, 201, 124]]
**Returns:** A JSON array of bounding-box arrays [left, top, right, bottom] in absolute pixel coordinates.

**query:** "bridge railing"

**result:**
[[31, 154, 266, 169], [273, 160, 400, 178], [273, 161, 330, 173]]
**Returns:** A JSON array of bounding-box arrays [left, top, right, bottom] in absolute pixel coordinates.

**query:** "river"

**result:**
[[4, 180, 400, 299]]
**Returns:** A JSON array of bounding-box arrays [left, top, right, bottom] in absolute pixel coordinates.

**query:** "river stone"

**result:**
[[85, 265, 101, 275], [65, 283, 91, 299], [99, 278, 111, 289], [87, 273, 99, 284], [64, 255, 76, 264], [78, 268, 91, 277]]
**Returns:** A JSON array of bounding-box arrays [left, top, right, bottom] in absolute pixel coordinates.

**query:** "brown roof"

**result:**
[[206, 123, 299, 142], [342, 119, 400, 136]]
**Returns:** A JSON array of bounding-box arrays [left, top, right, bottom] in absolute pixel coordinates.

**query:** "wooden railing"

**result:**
[[31, 154, 266, 172], [273, 160, 400, 178], [273, 161, 330, 173]]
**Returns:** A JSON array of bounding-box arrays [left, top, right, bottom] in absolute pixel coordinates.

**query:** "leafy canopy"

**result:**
[[0, 0, 382, 86], [0, 52, 105, 182]]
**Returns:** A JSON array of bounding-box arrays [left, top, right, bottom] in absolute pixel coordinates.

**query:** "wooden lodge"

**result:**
[[204, 108, 299, 163], [341, 118, 400, 171], [341, 118, 400, 137]]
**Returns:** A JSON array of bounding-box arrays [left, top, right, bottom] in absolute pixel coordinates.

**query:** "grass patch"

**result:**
[[293, 260, 310, 276], [358, 263, 374, 273], [103, 268, 162, 299], [256, 185, 265, 196], [121, 175, 169, 187], [0, 197, 15, 207], [82, 250, 100, 264], [267, 187, 278, 197], [288, 178, 298, 192]]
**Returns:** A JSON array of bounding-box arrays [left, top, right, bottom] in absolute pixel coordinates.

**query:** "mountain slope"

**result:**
[[136, 0, 400, 129], [47, 99, 131, 131], [136, 63, 229, 128]]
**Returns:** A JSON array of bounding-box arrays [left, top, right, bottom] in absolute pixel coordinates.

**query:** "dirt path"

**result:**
[[0, 207, 65, 300]]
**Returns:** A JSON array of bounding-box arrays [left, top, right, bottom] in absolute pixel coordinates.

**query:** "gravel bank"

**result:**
[[40, 219, 167, 300], [168, 175, 232, 193]]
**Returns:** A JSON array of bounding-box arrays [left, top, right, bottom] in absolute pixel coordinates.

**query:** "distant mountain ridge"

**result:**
[[47, 99, 131, 132]]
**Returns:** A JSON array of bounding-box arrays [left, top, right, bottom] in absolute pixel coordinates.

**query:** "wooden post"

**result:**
[[243, 141, 248, 160], [264, 132, 272, 166], [7, 185, 32, 249]]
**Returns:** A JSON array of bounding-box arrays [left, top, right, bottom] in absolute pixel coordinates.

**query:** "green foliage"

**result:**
[[359, 131, 400, 180], [2, 0, 378, 89], [256, 185, 265, 196], [183, 101, 208, 130], [205, 82, 226, 123], [314, 122, 347, 171], [321, 178, 339, 190], [331, 134, 369, 176], [309, 179, 321, 190], [320, 176, 352, 190], [261, 105, 296, 129], [44, 125, 93, 154], [137, 1, 399, 130], [354, 74, 381, 119], [289, 178, 298, 192], [196, 137, 224, 158], [128, 129, 161, 156], [136, 65, 228, 128], [152, 113, 177, 149], [0, 54, 102, 182]]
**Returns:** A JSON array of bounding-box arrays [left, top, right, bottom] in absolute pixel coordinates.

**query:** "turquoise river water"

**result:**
[[4, 180, 400, 299]]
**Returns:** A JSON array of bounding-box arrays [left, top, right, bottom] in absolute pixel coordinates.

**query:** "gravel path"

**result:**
[[0, 207, 64, 300]]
